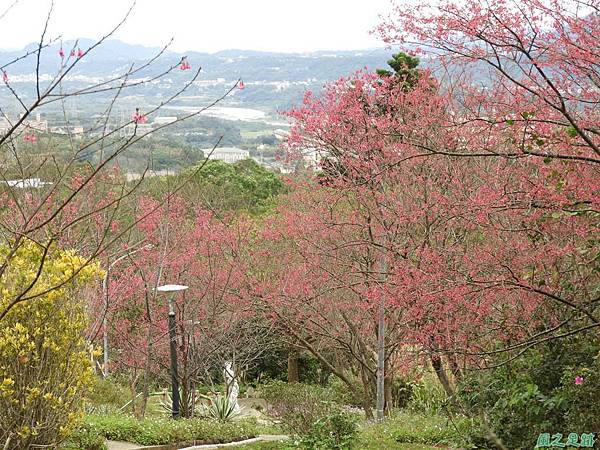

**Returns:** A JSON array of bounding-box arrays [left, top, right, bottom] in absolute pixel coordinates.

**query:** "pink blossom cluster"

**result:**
[[132, 109, 147, 124], [179, 57, 191, 70]]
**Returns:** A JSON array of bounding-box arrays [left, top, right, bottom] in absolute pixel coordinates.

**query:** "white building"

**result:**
[[206, 147, 250, 164], [1, 113, 48, 135], [120, 123, 153, 137], [152, 116, 178, 126], [23, 113, 48, 132], [0, 117, 11, 134], [49, 125, 84, 136], [302, 147, 322, 170], [2, 178, 52, 189], [126, 169, 176, 182]]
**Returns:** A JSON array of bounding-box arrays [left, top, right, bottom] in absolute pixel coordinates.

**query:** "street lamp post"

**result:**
[[156, 284, 189, 419]]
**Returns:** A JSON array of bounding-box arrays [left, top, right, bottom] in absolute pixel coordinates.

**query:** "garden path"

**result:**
[[106, 441, 150, 450], [105, 435, 289, 450]]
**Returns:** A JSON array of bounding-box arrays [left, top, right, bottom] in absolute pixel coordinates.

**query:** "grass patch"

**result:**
[[223, 439, 449, 450], [359, 411, 473, 449], [85, 413, 260, 446], [220, 411, 472, 449]]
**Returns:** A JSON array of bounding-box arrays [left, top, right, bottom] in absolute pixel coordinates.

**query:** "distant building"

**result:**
[[1, 178, 52, 189], [23, 113, 48, 133], [302, 147, 322, 169], [120, 123, 153, 137], [49, 125, 84, 136], [126, 169, 176, 182], [276, 164, 294, 174], [152, 116, 178, 126], [0, 117, 11, 134], [206, 147, 250, 164], [2, 113, 48, 135]]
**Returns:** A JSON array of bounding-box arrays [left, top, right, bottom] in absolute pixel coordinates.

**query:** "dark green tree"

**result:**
[[376, 52, 420, 89]]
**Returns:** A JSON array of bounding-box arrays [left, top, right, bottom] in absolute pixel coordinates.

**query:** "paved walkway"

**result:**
[[181, 435, 289, 449], [107, 435, 289, 450], [106, 441, 150, 450]]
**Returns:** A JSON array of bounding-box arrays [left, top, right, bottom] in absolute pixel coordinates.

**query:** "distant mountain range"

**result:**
[[0, 39, 397, 113]]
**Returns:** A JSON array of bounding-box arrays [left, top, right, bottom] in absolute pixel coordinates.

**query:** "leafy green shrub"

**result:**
[[391, 377, 417, 409], [60, 425, 106, 450], [407, 373, 448, 414], [298, 354, 331, 385], [456, 334, 600, 450], [354, 411, 473, 450], [558, 355, 600, 431], [301, 410, 358, 450], [261, 381, 339, 435], [327, 376, 365, 407], [458, 368, 564, 450], [85, 412, 259, 445], [86, 377, 130, 413]]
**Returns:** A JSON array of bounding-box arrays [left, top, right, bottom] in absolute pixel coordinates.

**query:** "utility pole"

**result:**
[[375, 189, 390, 422], [376, 251, 387, 421]]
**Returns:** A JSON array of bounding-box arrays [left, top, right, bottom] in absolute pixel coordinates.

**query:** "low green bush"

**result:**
[[455, 334, 600, 449], [558, 356, 600, 431], [327, 376, 365, 407], [301, 410, 358, 450], [261, 381, 339, 435], [391, 377, 417, 409], [406, 373, 448, 414], [85, 413, 259, 446], [86, 377, 130, 414], [261, 381, 361, 449], [60, 424, 106, 450]]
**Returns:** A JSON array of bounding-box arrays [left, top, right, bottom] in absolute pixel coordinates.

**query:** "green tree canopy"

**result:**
[[376, 52, 420, 89]]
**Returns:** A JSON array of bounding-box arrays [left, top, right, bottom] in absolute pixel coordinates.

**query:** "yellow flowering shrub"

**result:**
[[0, 240, 102, 449]]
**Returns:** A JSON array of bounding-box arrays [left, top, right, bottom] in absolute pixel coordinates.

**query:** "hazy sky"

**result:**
[[0, 0, 395, 53]]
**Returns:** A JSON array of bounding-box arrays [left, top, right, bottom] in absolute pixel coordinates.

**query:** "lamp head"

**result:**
[[156, 284, 189, 293]]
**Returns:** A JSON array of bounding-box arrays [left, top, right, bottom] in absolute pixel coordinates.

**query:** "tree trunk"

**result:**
[[287, 347, 299, 383], [287, 326, 373, 418], [130, 371, 140, 419], [140, 332, 153, 418], [359, 364, 375, 420], [384, 358, 392, 415], [447, 353, 462, 384], [181, 374, 190, 418], [430, 353, 454, 396]]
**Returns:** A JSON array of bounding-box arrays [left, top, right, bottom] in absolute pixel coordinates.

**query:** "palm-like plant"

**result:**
[[206, 394, 240, 422]]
